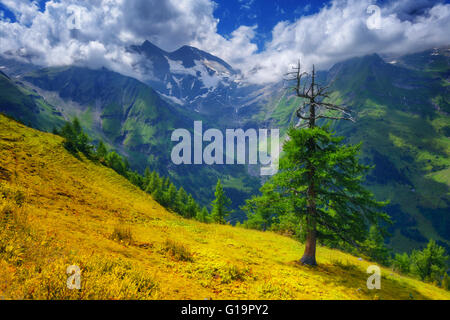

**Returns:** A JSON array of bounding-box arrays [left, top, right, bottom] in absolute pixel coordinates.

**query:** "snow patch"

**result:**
[[159, 93, 185, 105], [166, 57, 234, 90]]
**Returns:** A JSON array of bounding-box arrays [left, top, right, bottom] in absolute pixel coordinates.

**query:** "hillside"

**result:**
[[12, 66, 260, 218], [0, 71, 65, 131], [0, 114, 449, 300]]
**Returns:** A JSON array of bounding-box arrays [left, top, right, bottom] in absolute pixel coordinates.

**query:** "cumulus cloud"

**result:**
[[0, 0, 220, 78], [0, 0, 449, 84], [205, 0, 450, 84]]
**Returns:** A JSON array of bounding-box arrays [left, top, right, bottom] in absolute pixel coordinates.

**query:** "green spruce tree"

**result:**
[[145, 171, 160, 194], [196, 207, 210, 223], [362, 225, 391, 265], [211, 179, 232, 224], [165, 183, 178, 211], [262, 62, 390, 265], [176, 187, 189, 216], [185, 195, 199, 219], [150, 175, 164, 204], [96, 140, 108, 162]]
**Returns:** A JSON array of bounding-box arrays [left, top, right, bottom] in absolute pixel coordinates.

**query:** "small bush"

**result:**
[[0, 183, 25, 207], [332, 259, 358, 271], [392, 253, 411, 274], [163, 239, 193, 262], [217, 264, 246, 284], [110, 226, 134, 245], [442, 273, 449, 291]]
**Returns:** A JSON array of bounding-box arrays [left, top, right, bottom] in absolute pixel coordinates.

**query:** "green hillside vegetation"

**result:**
[[19, 66, 260, 219], [55, 117, 210, 223], [1, 114, 449, 299], [0, 71, 64, 131]]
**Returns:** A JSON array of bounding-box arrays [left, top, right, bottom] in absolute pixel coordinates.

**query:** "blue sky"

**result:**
[[213, 0, 329, 50]]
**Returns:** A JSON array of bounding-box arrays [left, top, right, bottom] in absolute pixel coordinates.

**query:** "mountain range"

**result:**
[[0, 41, 449, 254]]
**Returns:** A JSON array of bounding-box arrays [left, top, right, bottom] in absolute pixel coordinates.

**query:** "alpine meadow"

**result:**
[[0, 0, 449, 304]]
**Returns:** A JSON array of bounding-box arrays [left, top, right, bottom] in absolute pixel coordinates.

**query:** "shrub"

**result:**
[[332, 259, 358, 272], [110, 226, 134, 245], [163, 239, 193, 262], [218, 264, 246, 284], [411, 240, 448, 282], [392, 253, 411, 274], [442, 273, 449, 291]]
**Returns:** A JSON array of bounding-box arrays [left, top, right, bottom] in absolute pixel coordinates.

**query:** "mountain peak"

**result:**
[[129, 40, 168, 56], [363, 53, 384, 64], [169, 45, 234, 72]]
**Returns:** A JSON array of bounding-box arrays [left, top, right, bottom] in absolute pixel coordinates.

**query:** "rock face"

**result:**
[[129, 40, 239, 113]]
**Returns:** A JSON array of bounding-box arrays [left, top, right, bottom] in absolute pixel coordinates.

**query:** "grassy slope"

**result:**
[[19, 67, 260, 218], [0, 115, 449, 300]]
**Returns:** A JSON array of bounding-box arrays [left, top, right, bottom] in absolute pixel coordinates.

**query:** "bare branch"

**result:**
[[316, 115, 355, 122], [313, 101, 351, 113]]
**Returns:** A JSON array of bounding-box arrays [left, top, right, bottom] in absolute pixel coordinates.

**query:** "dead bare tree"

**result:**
[[284, 61, 355, 265]]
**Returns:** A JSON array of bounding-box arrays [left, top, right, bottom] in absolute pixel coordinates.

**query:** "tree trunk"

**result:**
[[301, 216, 317, 265], [301, 77, 318, 266]]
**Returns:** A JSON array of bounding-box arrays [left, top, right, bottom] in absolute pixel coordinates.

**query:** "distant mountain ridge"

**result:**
[[129, 40, 239, 112]]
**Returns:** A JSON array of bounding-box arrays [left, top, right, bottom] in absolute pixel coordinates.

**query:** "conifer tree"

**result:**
[[254, 62, 391, 266], [242, 183, 285, 231], [211, 179, 232, 224], [76, 131, 93, 157], [362, 225, 391, 265], [60, 120, 77, 153], [269, 125, 389, 265], [105, 151, 127, 176], [72, 117, 82, 135], [127, 171, 144, 189], [196, 207, 210, 223], [162, 176, 170, 192], [176, 187, 189, 216], [145, 171, 159, 194], [393, 252, 411, 274], [96, 140, 108, 162], [185, 195, 199, 219], [143, 167, 152, 186], [150, 175, 164, 204], [166, 183, 178, 210]]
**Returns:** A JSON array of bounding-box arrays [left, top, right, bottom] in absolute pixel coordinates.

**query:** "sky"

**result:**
[[0, 0, 449, 84]]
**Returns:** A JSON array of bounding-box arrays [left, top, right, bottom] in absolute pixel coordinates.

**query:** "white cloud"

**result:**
[[1, 0, 40, 25], [0, 0, 449, 84], [201, 0, 450, 84]]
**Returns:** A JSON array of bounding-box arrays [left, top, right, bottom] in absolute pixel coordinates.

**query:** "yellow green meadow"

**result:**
[[0, 114, 449, 300]]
